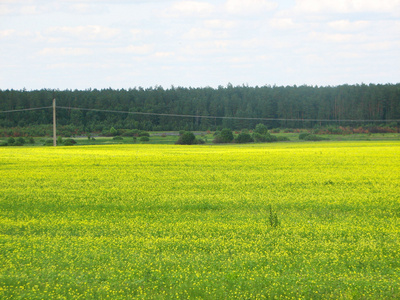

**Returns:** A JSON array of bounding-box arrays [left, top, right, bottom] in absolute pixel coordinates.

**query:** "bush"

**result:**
[[276, 136, 290, 142], [140, 136, 150, 142], [254, 123, 268, 135], [139, 131, 150, 137], [63, 140, 75, 146], [7, 137, 15, 145], [110, 127, 118, 136], [176, 131, 196, 145], [235, 132, 253, 143], [113, 136, 124, 140], [44, 139, 53, 146], [0, 142, 8, 146], [213, 128, 234, 143], [16, 137, 26, 144], [253, 132, 277, 143], [64, 138, 77, 145], [299, 132, 311, 140], [28, 137, 35, 144]]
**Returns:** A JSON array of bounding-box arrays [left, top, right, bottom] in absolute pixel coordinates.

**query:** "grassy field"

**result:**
[[0, 142, 399, 299]]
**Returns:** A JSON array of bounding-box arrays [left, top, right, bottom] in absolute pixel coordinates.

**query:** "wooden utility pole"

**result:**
[[53, 98, 56, 147]]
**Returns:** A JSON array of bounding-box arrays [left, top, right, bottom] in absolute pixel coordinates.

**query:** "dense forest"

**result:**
[[0, 83, 399, 133]]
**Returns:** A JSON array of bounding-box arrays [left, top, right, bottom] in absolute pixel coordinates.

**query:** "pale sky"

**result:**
[[1, 0, 399, 90]]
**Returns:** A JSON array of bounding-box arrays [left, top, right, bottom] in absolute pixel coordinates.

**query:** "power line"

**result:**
[[57, 106, 399, 123], [0, 106, 52, 113], [0, 105, 399, 123]]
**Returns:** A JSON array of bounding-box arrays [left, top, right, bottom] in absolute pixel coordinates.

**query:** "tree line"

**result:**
[[0, 83, 399, 133]]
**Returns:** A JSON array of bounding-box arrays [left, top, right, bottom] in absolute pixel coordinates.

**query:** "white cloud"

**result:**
[[109, 44, 153, 55], [154, 52, 175, 58], [204, 19, 236, 29], [0, 5, 13, 15], [183, 27, 228, 40], [328, 20, 370, 31], [20, 5, 38, 14], [309, 32, 367, 43], [169, 1, 215, 17], [295, 0, 400, 14], [0, 29, 16, 38], [225, 0, 277, 15], [269, 18, 295, 30], [46, 25, 120, 40], [39, 47, 94, 56]]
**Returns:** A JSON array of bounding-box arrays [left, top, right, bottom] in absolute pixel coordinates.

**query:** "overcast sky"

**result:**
[[1, 0, 399, 90]]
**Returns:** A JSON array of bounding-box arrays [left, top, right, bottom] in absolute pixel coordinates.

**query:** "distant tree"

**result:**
[[235, 131, 253, 143], [176, 131, 196, 145], [217, 128, 234, 143], [110, 127, 118, 136], [7, 137, 15, 145], [254, 123, 268, 135], [16, 137, 26, 144]]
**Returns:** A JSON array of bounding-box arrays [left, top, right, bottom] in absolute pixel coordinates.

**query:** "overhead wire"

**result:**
[[0, 105, 398, 123]]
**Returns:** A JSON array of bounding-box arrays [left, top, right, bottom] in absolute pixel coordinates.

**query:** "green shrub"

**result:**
[[17, 137, 26, 144], [254, 123, 268, 135], [63, 140, 75, 146], [110, 127, 118, 136], [277, 136, 290, 142], [299, 132, 311, 140], [113, 136, 124, 141], [0, 142, 8, 146], [139, 131, 150, 137], [213, 128, 234, 143], [7, 137, 15, 145], [64, 138, 77, 145], [140, 136, 150, 142], [176, 131, 196, 145], [235, 132, 253, 143]]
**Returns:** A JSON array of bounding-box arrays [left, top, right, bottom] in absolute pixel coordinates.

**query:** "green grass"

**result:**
[[0, 142, 400, 298]]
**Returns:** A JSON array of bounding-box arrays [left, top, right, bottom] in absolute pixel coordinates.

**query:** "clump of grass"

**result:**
[[269, 204, 279, 228]]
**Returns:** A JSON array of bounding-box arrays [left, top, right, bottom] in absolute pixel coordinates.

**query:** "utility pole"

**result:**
[[53, 98, 56, 147]]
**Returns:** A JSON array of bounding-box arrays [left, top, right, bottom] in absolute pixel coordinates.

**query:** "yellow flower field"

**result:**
[[0, 142, 399, 298]]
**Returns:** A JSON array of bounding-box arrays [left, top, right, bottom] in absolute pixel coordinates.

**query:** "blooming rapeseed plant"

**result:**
[[0, 142, 399, 298]]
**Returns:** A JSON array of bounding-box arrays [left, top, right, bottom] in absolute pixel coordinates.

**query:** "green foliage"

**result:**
[[303, 134, 329, 141], [235, 132, 253, 143], [7, 137, 15, 145], [0, 84, 399, 132], [213, 128, 234, 143], [44, 139, 53, 146], [113, 136, 124, 141], [254, 123, 268, 135], [16, 137, 26, 144], [140, 136, 150, 142], [276, 136, 290, 142], [63, 138, 77, 145], [110, 127, 118, 136], [28, 137, 35, 144], [253, 132, 278, 143], [299, 132, 311, 140], [268, 205, 279, 228], [176, 131, 196, 145]]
